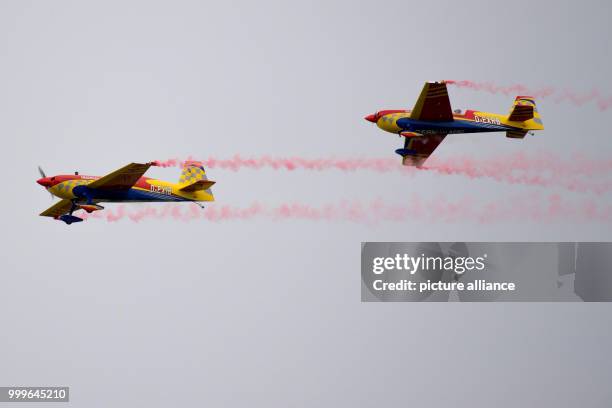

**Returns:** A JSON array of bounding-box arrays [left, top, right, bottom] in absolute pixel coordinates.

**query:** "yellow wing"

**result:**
[[410, 81, 453, 121], [87, 162, 152, 190], [40, 199, 73, 218]]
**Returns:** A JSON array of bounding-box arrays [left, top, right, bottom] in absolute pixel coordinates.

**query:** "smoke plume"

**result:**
[[78, 195, 612, 224], [154, 153, 612, 194], [445, 80, 612, 111]]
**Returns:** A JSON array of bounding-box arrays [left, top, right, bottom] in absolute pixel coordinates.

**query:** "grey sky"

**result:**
[[1, 1, 611, 406]]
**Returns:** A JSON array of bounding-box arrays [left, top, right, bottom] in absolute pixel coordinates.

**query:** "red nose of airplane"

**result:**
[[37, 177, 51, 187], [364, 113, 378, 123]]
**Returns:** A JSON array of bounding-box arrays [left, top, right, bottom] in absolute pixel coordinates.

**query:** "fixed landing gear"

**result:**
[[69, 199, 77, 216], [59, 214, 83, 225], [58, 200, 84, 225]]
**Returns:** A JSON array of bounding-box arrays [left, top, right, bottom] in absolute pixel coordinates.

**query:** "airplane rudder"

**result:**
[[179, 161, 208, 184], [512, 95, 541, 116]]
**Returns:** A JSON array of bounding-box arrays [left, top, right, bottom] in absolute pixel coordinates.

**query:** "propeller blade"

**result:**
[[38, 166, 46, 178]]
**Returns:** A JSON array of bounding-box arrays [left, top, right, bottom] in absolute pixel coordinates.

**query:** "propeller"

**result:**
[[37, 165, 54, 199]]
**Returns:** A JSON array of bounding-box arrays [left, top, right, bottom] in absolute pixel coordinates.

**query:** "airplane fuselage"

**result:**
[[372, 109, 540, 136], [38, 174, 212, 204]]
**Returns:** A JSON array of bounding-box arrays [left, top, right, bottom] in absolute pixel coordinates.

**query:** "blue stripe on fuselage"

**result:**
[[73, 186, 186, 202], [396, 118, 511, 134]]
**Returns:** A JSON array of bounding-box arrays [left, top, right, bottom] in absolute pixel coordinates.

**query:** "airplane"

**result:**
[[36, 161, 215, 224], [364, 81, 544, 166]]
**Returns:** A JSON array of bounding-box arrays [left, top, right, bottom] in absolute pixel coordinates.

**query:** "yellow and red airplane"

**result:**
[[364, 81, 544, 166], [36, 161, 215, 224]]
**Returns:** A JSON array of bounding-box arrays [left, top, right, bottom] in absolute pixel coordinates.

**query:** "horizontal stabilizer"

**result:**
[[506, 130, 528, 139], [179, 179, 216, 192]]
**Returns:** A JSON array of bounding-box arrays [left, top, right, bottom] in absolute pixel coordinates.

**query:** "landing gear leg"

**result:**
[[194, 202, 205, 209], [69, 199, 78, 215], [59, 200, 84, 225]]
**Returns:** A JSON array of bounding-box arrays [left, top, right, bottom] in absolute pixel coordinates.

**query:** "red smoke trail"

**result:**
[[78, 196, 612, 224], [153, 156, 402, 172], [154, 153, 612, 194], [445, 80, 612, 111], [424, 153, 612, 195]]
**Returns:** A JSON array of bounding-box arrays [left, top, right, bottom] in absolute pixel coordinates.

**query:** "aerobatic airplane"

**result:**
[[36, 161, 215, 224], [364, 81, 544, 166]]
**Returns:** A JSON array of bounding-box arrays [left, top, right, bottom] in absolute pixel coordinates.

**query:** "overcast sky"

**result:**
[[1, 1, 611, 407]]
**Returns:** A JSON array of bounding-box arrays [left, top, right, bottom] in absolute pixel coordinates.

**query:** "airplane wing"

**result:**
[[40, 199, 73, 218], [87, 162, 152, 190], [410, 81, 453, 121], [396, 134, 447, 167]]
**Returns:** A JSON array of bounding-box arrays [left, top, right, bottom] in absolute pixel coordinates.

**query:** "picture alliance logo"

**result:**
[[372, 253, 488, 275]]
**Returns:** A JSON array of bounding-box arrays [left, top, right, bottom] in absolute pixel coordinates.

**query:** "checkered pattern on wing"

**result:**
[[179, 166, 206, 184]]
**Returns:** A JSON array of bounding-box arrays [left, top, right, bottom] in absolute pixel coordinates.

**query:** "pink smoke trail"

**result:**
[[153, 156, 402, 172], [424, 153, 612, 195], [445, 80, 612, 111], [153, 153, 612, 194], [78, 195, 612, 224]]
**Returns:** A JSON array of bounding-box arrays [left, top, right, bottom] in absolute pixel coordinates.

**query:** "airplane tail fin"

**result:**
[[178, 161, 216, 193], [507, 96, 544, 130]]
